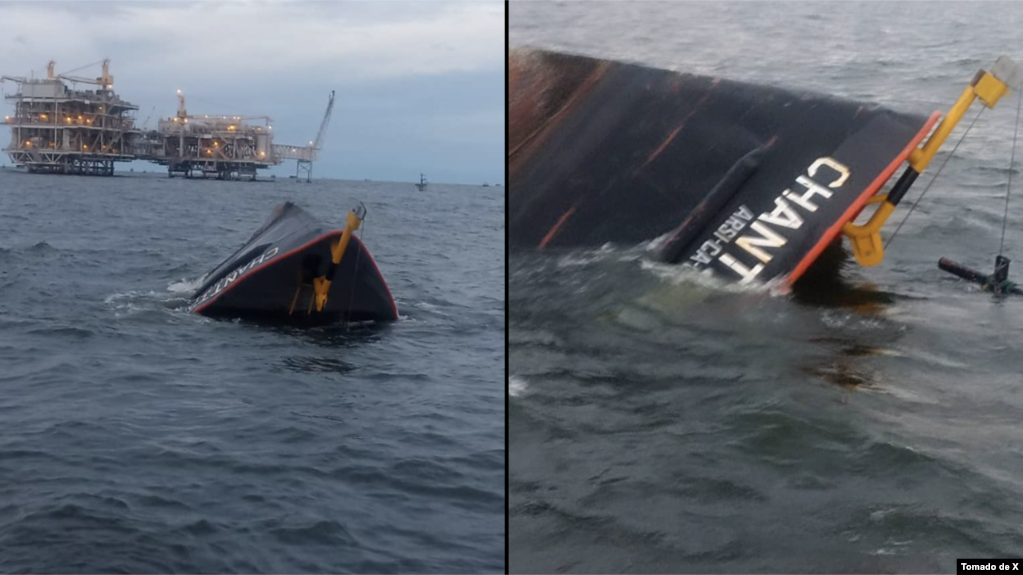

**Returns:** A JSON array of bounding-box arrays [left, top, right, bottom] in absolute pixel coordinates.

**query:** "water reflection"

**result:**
[[791, 241, 897, 311], [281, 356, 355, 375], [242, 321, 394, 374], [792, 242, 903, 388], [804, 338, 889, 388], [250, 321, 391, 347]]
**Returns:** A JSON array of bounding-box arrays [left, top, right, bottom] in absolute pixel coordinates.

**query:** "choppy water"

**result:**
[[510, 2, 1023, 573], [0, 169, 505, 573]]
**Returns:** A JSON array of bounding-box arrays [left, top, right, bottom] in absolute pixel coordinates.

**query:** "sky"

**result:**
[[0, 0, 505, 184]]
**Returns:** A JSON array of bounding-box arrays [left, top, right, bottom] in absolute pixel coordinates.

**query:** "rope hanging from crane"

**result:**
[[57, 59, 106, 77], [938, 65, 1023, 295], [883, 107, 986, 251]]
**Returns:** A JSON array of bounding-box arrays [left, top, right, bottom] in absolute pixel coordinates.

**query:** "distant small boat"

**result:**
[[188, 201, 398, 325], [482, 182, 490, 187], [415, 173, 428, 191]]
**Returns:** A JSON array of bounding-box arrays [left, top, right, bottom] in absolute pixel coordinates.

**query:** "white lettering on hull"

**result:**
[[682, 156, 850, 283], [735, 221, 787, 263], [190, 246, 280, 310]]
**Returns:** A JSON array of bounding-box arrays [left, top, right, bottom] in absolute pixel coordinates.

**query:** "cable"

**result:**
[[885, 106, 986, 249], [57, 59, 106, 76], [345, 217, 366, 331], [999, 87, 1023, 256]]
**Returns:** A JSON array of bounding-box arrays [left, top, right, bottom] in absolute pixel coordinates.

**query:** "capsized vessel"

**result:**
[[510, 49, 1021, 288], [189, 201, 398, 325]]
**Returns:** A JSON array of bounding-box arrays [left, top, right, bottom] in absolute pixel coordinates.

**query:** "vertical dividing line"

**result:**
[[999, 87, 1023, 257]]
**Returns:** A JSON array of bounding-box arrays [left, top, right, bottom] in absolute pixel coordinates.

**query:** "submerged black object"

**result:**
[[188, 201, 398, 324], [938, 255, 1022, 294], [509, 48, 939, 287]]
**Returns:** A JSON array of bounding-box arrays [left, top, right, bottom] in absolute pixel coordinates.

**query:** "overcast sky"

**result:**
[[0, 0, 505, 184]]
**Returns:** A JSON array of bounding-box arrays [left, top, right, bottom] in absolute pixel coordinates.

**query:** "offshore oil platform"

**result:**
[[1, 60, 333, 180]]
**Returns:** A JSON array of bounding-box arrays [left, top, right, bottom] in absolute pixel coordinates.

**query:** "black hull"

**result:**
[[509, 49, 939, 287], [189, 202, 398, 324]]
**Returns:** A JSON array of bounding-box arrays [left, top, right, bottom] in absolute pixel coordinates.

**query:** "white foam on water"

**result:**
[[167, 277, 204, 294], [638, 257, 784, 295], [555, 243, 618, 268], [104, 290, 159, 305], [509, 375, 528, 397], [104, 276, 199, 318], [638, 232, 672, 253]]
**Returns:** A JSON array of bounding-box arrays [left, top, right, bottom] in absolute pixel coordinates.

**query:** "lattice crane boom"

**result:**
[[312, 90, 335, 154]]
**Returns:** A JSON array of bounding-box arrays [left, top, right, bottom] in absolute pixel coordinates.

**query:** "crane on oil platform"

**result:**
[[58, 59, 115, 91], [295, 90, 335, 182]]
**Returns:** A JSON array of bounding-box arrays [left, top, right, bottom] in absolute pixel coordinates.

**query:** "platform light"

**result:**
[[24, 140, 31, 147]]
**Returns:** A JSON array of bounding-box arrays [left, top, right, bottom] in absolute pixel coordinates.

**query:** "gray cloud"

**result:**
[[0, 0, 505, 184]]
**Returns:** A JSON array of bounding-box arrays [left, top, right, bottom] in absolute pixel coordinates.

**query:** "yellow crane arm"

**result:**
[[312, 204, 366, 312], [842, 56, 1022, 267]]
